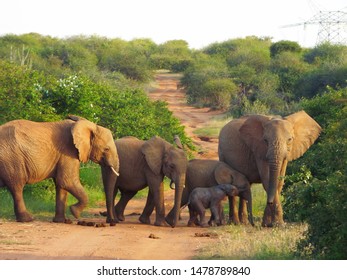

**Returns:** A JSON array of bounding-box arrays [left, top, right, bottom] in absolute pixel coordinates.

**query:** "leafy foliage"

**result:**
[[0, 60, 58, 122], [283, 87, 347, 259], [0, 33, 193, 147], [270, 40, 302, 58]]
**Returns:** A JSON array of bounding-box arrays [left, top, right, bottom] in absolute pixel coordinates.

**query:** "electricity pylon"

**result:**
[[281, 8, 347, 45]]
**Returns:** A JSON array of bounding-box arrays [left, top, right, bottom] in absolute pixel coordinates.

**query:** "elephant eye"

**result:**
[[105, 146, 110, 152]]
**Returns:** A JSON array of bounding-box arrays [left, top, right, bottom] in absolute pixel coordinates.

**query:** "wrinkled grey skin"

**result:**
[[188, 184, 239, 227], [173, 159, 254, 226], [218, 111, 321, 227], [104, 136, 187, 227], [0, 116, 119, 223]]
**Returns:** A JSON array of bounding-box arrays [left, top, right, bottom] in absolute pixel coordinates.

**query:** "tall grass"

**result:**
[[196, 184, 306, 260], [195, 223, 306, 260]]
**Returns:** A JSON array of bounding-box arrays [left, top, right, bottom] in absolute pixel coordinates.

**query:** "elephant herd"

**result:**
[[0, 111, 321, 228]]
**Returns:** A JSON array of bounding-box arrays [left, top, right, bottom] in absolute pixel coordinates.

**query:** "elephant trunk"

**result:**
[[101, 165, 118, 224], [263, 161, 282, 227], [266, 142, 285, 205], [267, 164, 281, 204], [166, 175, 185, 228]]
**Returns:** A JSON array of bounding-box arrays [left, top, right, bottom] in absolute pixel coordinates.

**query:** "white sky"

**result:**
[[0, 0, 346, 49]]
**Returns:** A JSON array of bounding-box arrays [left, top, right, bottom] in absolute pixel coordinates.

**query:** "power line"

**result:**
[[281, 8, 347, 45]]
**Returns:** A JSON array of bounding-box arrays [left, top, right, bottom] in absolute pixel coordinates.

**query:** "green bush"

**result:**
[[283, 87, 347, 259], [0, 60, 58, 123], [270, 40, 302, 58]]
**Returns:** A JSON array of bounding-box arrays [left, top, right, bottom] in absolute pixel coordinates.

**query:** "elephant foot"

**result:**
[[16, 212, 33, 222], [239, 213, 249, 225], [106, 216, 120, 224], [228, 218, 240, 225], [154, 220, 167, 227], [187, 220, 197, 227], [53, 216, 67, 223], [165, 216, 176, 228], [70, 205, 82, 219], [262, 220, 285, 228], [115, 212, 125, 222], [200, 222, 210, 228], [139, 215, 151, 225]]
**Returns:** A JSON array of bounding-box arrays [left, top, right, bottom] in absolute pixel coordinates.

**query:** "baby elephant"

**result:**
[[188, 184, 239, 227]]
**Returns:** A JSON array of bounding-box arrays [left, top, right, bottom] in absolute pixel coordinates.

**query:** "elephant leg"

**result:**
[[139, 189, 155, 225], [238, 198, 249, 224], [210, 204, 220, 226], [274, 163, 286, 225], [195, 202, 208, 227], [228, 196, 240, 225], [262, 164, 286, 227], [148, 180, 166, 226], [53, 185, 68, 223], [8, 184, 33, 222], [274, 192, 284, 225], [246, 193, 255, 226], [115, 190, 137, 222], [187, 206, 198, 227], [199, 209, 209, 227], [219, 203, 226, 226], [166, 186, 189, 224], [58, 180, 88, 219]]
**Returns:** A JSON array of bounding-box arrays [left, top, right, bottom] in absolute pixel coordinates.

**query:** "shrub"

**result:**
[[283, 87, 347, 259]]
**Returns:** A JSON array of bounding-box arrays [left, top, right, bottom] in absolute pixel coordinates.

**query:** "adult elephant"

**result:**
[[218, 110, 321, 227], [175, 159, 253, 226], [0, 115, 119, 223], [104, 136, 187, 227]]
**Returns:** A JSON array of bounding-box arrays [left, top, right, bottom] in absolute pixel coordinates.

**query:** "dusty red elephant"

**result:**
[[0, 116, 119, 223], [218, 111, 321, 227]]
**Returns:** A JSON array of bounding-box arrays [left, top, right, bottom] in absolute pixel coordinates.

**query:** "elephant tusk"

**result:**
[[111, 166, 119, 176]]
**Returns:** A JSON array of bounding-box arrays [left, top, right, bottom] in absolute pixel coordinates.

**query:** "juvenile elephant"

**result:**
[[0, 116, 119, 222], [104, 136, 187, 227], [172, 159, 253, 225], [188, 184, 239, 227], [218, 111, 321, 227]]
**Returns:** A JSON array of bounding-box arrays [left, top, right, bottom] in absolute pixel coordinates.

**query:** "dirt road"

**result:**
[[150, 73, 223, 159], [0, 73, 224, 260]]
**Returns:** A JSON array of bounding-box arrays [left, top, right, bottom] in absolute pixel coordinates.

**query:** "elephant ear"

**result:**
[[284, 110, 322, 161], [141, 136, 165, 175], [239, 115, 272, 159], [214, 163, 234, 185], [71, 120, 97, 163]]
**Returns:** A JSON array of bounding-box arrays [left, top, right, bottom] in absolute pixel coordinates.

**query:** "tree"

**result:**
[[270, 40, 302, 58], [150, 40, 192, 72]]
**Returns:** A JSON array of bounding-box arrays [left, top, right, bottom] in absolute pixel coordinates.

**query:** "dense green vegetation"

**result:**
[[181, 37, 347, 114], [283, 87, 347, 259], [0, 34, 193, 145], [0, 33, 346, 259]]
